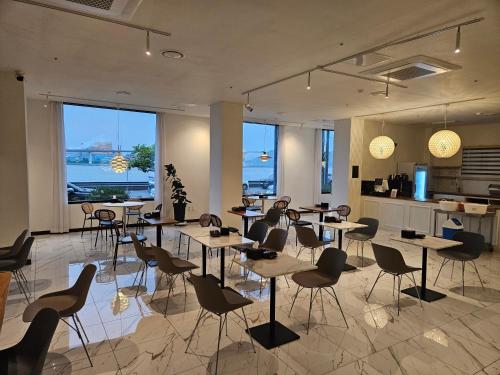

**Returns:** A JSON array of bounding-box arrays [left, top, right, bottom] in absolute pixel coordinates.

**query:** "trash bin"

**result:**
[[442, 218, 463, 240]]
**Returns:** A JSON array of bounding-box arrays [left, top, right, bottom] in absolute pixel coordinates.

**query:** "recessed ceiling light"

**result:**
[[475, 112, 498, 116], [161, 50, 184, 59], [116, 90, 131, 95]]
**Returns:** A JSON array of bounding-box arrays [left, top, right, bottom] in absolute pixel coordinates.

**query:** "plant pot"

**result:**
[[173, 203, 187, 222]]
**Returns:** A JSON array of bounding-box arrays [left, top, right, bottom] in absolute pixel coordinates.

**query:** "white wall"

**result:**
[[0, 72, 30, 246]]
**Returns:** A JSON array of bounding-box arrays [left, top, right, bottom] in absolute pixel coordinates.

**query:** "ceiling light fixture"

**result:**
[[369, 119, 395, 159], [245, 93, 254, 112], [145, 30, 151, 56], [260, 127, 271, 161], [161, 50, 185, 59], [110, 108, 129, 173], [428, 104, 461, 158], [454, 26, 461, 54], [306, 72, 311, 90], [384, 73, 390, 99], [43, 93, 49, 108]]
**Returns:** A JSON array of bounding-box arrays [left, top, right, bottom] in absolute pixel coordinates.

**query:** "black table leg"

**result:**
[[247, 277, 300, 349], [156, 225, 162, 247], [243, 217, 249, 236], [402, 247, 446, 302], [202, 245, 207, 277], [220, 248, 225, 288], [318, 212, 324, 240], [339, 229, 357, 271], [338, 229, 343, 249]]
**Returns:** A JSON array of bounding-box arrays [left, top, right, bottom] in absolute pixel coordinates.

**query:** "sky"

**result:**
[[243, 122, 277, 154]]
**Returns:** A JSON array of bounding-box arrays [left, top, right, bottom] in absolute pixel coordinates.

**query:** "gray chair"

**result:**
[[345, 217, 379, 267], [229, 221, 268, 272], [0, 308, 59, 375], [295, 226, 329, 264], [256, 228, 290, 289], [433, 231, 485, 296], [150, 245, 198, 316], [286, 209, 313, 246], [0, 229, 28, 259], [0, 236, 34, 303], [130, 233, 157, 297], [289, 247, 349, 333], [23, 264, 97, 366], [257, 207, 282, 228], [367, 243, 422, 315], [185, 274, 255, 375]]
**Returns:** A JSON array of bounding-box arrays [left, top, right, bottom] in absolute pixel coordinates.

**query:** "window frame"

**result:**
[[63, 102, 157, 204], [242, 121, 279, 197], [321, 128, 334, 194]]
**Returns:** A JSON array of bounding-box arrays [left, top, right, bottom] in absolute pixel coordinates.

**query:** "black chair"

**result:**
[[242, 197, 261, 212], [111, 223, 147, 271], [0, 229, 27, 259], [273, 200, 289, 227], [433, 231, 485, 296], [0, 308, 59, 375], [255, 228, 290, 290], [295, 226, 329, 264], [229, 221, 268, 272], [210, 214, 223, 228], [130, 233, 157, 297], [257, 207, 281, 228], [0, 236, 34, 303], [286, 209, 313, 245], [345, 217, 379, 267], [80, 202, 96, 238], [94, 209, 120, 246], [367, 243, 422, 315], [336, 205, 351, 221], [155, 204, 164, 234], [289, 248, 349, 333]]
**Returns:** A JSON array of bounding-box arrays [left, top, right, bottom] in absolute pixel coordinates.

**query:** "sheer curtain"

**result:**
[[313, 128, 322, 204], [155, 113, 171, 217], [50, 102, 70, 233], [276, 125, 286, 197]]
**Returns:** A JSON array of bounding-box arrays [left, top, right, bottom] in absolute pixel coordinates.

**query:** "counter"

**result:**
[[361, 195, 500, 249]]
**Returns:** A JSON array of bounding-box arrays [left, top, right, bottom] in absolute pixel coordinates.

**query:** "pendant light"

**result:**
[[110, 108, 129, 173], [306, 72, 311, 90], [369, 119, 395, 159], [428, 104, 461, 158], [260, 126, 271, 162], [145, 30, 151, 56]]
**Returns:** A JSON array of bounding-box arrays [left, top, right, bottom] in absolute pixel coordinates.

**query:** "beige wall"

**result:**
[[0, 72, 30, 246]]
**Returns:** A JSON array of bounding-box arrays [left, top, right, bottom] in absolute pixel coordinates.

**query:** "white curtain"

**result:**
[[276, 125, 286, 197], [155, 113, 172, 217], [313, 128, 322, 203], [50, 102, 70, 233]]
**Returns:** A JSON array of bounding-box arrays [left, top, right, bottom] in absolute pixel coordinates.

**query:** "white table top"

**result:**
[[193, 233, 254, 249], [233, 253, 317, 278], [103, 201, 144, 208], [390, 235, 462, 250], [176, 226, 214, 237], [314, 221, 368, 230]]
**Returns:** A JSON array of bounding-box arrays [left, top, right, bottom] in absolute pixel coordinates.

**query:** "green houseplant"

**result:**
[[165, 163, 191, 221]]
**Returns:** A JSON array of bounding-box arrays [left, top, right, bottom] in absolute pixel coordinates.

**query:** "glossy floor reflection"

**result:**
[[1, 219, 500, 374]]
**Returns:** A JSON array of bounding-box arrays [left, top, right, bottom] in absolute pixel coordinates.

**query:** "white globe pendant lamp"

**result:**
[[369, 119, 395, 160], [110, 108, 129, 173], [428, 105, 461, 159]]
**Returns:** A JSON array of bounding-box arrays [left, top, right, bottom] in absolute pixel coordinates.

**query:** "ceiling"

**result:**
[[1, 0, 500, 126]]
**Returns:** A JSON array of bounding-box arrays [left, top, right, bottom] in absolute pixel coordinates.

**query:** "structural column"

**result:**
[[209, 102, 243, 228], [0, 71, 30, 246]]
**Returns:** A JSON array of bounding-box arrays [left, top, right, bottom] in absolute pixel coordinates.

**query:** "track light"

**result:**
[[244, 93, 254, 112], [145, 30, 151, 56], [306, 72, 311, 90], [454, 26, 461, 54], [385, 73, 390, 99]]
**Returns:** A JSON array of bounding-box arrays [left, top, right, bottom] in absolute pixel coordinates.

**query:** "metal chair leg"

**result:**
[[288, 285, 302, 316], [397, 275, 401, 315], [461, 261, 465, 296], [366, 270, 384, 300], [151, 272, 164, 301], [164, 275, 177, 317], [361, 242, 365, 267], [241, 307, 256, 353], [471, 260, 484, 288], [72, 315, 93, 367], [325, 287, 349, 328], [215, 314, 224, 375], [135, 264, 146, 298], [74, 313, 90, 343], [433, 258, 449, 286], [407, 273, 422, 308], [185, 308, 207, 353], [307, 288, 314, 334], [81, 217, 86, 238]]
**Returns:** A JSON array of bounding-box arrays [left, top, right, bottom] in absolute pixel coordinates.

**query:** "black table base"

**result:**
[[247, 321, 300, 349], [401, 286, 446, 302], [201, 245, 225, 287], [337, 229, 357, 272]]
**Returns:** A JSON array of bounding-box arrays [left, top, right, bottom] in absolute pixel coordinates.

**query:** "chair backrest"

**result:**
[[130, 233, 149, 261], [295, 226, 320, 248], [127, 205, 142, 212], [199, 213, 212, 227], [14, 236, 34, 268], [353, 217, 379, 237], [372, 243, 408, 274], [189, 273, 230, 314], [94, 209, 116, 221], [152, 245, 177, 274], [273, 200, 288, 210], [452, 231, 485, 258], [279, 196, 292, 204], [112, 221, 122, 240], [336, 205, 351, 219], [246, 221, 269, 244], [260, 228, 288, 252], [242, 197, 251, 207], [3, 229, 28, 258], [316, 247, 347, 281], [210, 214, 222, 228], [67, 264, 97, 313], [286, 209, 300, 222], [81, 202, 94, 215], [264, 207, 282, 226], [14, 308, 59, 375], [155, 203, 163, 212]]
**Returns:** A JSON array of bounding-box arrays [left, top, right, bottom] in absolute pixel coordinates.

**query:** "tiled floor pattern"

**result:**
[[2, 217, 500, 374]]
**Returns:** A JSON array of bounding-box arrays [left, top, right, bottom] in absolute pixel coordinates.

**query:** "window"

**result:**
[[64, 104, 156, 203], [321, 129, 334, 194], [242, 122, 278, 196]]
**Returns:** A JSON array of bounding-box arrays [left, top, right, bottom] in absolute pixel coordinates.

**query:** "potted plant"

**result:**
[[165, 163, 191, 222]]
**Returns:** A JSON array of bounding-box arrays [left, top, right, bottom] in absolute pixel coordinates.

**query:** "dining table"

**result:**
[[227, 209, 265, 235], [391, 235, 462, 302], [299, 205, 341, 241], [233, 253, 316, 349], [102, 201, 145, 234], [0, 272, 12, 334]]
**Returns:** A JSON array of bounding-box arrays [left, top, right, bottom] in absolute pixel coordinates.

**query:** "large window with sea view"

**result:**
[[63, 103, 157, 203]]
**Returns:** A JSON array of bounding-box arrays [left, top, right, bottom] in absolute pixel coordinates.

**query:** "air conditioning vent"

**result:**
[[361, 55, 461, 81], [65, 0, 113, 10]]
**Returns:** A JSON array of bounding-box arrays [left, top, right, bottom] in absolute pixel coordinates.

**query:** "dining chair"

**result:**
[[229, 221, 268, 272], [94, 209, 119, 246], [23, 264, 97, 366], [289, 247, 349, 333], [150, 245, 198, 316], [295, 226, 329, 264], [367, 243, 422, 315], [256, 207, 281, 228], [345, 217, 379, 267], [130, 233, 157, 297], [0, 229, 27, 259], [0, 308, 59, 375], [433, 231, 485, 296], [273, 200, 289, 227], [0, 236, 34, 303], [286, 209, 313, 245], [80, 202, 96, 238], [125, 203, 142, 227], [242, 197, 261, 212], [185, 274, 255, 375]]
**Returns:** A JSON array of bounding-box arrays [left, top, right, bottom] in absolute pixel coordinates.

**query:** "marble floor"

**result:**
[[2, 217, 500, 375]]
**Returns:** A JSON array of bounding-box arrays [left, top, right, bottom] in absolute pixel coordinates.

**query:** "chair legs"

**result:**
[[61, 316, 93, 367], [12, 270, 30, 303], [433, 258, 450, 286], [434, 258, 484, 295], [471, 260, 484, 289], [366, 270, 384, 301]]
